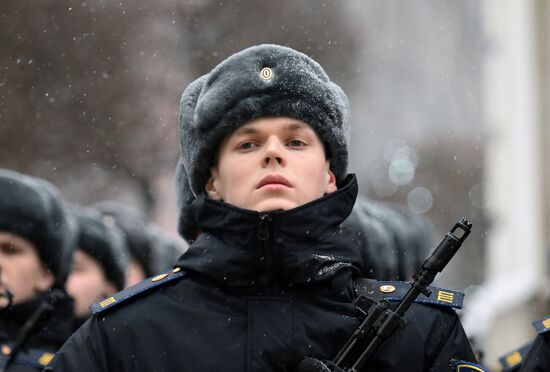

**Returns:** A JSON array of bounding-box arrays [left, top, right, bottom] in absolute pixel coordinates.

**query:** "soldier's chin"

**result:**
[[254, 197, 296, 212]]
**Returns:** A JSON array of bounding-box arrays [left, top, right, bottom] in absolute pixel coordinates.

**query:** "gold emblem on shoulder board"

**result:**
[[379, 285, 396, 293], [99, 296, 116, 308], [38, 353, 55, 366], [151, 273, 168, 282], [437, 290, 454, 303], [504, 351, 522, 367]]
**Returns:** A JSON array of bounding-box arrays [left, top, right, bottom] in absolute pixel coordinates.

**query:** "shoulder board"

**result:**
[[497, 341, 532, 371], [354, 278, 464, 309], [450, 359, 489, 372], [0, 343, 55, 369], [533, 315, 550, 335], [91, 268, 186, 316]]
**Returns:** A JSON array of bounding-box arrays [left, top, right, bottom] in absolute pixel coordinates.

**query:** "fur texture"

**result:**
[[72, 206, 128, 290], [95, 201, 185, 276]]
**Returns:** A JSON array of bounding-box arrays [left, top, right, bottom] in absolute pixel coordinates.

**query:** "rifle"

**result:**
[[299, 218, 472, 372]]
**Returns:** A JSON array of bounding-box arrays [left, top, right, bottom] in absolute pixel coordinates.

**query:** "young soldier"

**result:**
[[46, 44, 481, 371], [0, 169, 76, 371], [65, 206, 127, 328]]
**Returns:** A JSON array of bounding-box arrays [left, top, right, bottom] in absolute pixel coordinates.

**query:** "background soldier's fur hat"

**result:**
[[342, 196, 436, 281], [94, 201, 185, 277], [0, 169, 77, 287], [177, 44, 350, 242], [71, 206, 128, 290]]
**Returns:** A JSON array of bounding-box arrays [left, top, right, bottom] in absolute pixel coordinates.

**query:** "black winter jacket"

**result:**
[[519, 325, 550, 371], [45, 175, 477, 372], [0, 292, 74, 371]]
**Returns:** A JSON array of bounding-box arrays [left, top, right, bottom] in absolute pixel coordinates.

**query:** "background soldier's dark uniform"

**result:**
[[516, 317, 550, 371], [94, 202, 185, 278], [520, 334, 550, 371], [0, 295, 73, 371]]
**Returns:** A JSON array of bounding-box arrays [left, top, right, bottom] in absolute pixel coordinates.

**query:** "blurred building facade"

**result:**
[[462, 0, 550, 367]]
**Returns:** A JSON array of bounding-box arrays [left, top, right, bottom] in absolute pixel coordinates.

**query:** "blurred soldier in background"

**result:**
[[94, 202, 185, 286], [497, 341, 532, 372], [495, 315, 550, 371], [342, 196, 435, 280], [519, 317, 550, 371], [144, 224, 187, 280], [65, 206, 127, 328], [0, 169, 76, 371]]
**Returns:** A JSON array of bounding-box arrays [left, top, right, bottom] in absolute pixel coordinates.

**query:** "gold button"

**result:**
[[38, 353, 55, 366], [259, 67, 273, 81], [173, 267, 181, 273], [1, 345, 11, 355], [380, 285, 396, 293], [151, 273, 168, 282]]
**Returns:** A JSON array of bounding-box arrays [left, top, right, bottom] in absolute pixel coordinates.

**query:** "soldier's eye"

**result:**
[[0, 243, 17, 255], [238, 142, 257, 150], [288, 139, 306, 147]]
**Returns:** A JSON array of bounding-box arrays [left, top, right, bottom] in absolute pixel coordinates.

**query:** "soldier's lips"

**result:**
[[257, 175, 292, 189], [259, 184, 290, 190]]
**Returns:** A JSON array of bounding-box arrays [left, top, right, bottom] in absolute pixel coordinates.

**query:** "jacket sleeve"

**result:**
[[519, 333, 550, 372], [43, 317, 109, 371], [425, 309, 479, 371]]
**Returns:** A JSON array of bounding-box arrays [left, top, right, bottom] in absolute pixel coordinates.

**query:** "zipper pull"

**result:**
[[258, 213, 271, 240]]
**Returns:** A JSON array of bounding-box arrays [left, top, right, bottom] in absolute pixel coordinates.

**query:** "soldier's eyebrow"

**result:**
[[283, 122, 308, 132], [234, 121, 309, 136], [234, 126, 260, 135]]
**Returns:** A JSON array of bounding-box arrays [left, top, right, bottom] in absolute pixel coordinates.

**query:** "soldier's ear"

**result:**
[[205, 168, 223, 201], [324, 165, 337, 194], [35, 266, 54, 293]]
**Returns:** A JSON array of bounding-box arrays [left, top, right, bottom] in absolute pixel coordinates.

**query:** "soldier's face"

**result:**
[[0, 231, 54, 306], [206, 117, 337, 212], [66, 249, 118, 318]]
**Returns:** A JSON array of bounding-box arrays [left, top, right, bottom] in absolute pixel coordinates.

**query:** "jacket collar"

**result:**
[[0, 290, 74, 347], [176, 175, 366, 295]]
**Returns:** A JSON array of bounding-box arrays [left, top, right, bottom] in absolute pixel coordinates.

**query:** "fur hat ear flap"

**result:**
[[175, 158, 200, 243]]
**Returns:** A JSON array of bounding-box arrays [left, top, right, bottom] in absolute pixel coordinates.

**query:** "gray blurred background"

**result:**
[[2, 0, 549, 368]]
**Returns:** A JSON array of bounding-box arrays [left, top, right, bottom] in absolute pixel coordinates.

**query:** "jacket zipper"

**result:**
[[258, 213, 279, 294]]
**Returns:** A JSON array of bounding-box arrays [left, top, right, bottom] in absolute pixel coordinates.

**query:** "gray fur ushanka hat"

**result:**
[[0, 169, 76, 287], [71, 206, 128, 291], [177, 44, 351, 241]]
